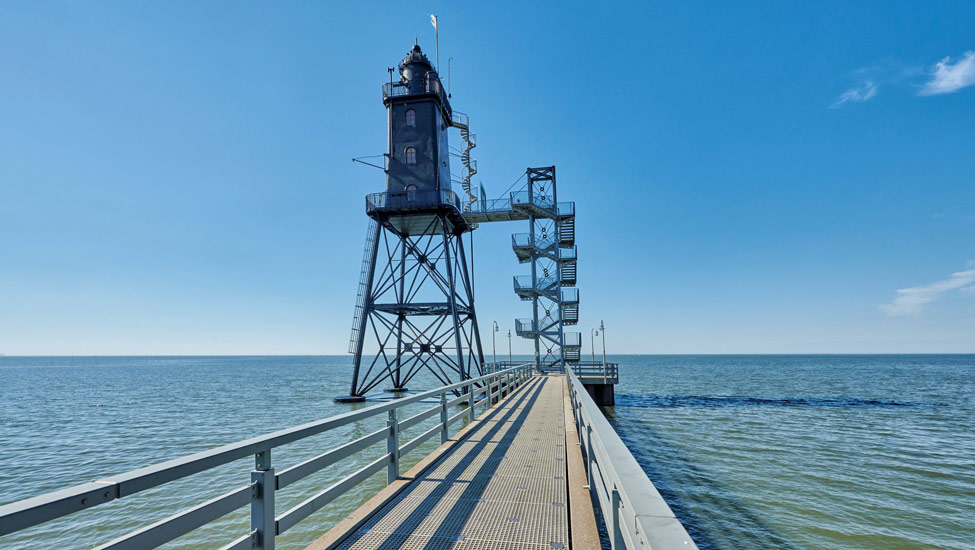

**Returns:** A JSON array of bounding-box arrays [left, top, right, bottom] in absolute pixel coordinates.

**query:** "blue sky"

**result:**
[[1, 1, 972, 355]]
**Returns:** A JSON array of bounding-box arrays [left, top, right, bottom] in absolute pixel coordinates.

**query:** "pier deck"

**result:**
[[315, 375, 577, 549]]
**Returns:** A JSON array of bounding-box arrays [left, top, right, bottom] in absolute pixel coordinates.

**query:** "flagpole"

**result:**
[[431, 14, 439, 73]]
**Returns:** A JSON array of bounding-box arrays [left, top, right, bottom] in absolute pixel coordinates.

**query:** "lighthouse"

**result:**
[[385, 44, 452, 200], [339, 44, 484, 401]]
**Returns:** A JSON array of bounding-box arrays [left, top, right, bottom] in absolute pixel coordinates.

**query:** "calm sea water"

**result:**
[[1, 355, 973, 549], [608, 355, 975, 550]]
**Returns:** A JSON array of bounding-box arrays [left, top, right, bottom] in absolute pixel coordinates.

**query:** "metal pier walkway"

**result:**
[[322, 376, 569, 549]]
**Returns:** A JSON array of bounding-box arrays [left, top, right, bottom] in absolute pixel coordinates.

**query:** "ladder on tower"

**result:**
[[348, 219, 379, 354]]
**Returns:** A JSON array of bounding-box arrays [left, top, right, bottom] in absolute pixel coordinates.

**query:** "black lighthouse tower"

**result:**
[[340, 45, 485, 401]]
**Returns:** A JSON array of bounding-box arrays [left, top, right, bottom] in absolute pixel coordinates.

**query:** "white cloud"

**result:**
[[830, 80, 878, 108], [880, 267, 975, 316], [919, 51, 975, 96], [932, 204, 964, 219]]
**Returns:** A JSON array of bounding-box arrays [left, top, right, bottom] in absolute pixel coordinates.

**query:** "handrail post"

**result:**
[[585, 423, 594, 488], [251, 449, 275, 550], [611, 488, 624, 549], [439, 392, 449, 444], [468, 381, 476, 422], [386, 409, 399, 484]]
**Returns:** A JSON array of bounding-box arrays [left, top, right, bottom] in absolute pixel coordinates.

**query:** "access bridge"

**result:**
[[0, 365, 696, 550]]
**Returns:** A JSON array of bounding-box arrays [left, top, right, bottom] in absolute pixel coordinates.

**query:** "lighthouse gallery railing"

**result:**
[[365, 188, 462, 214]]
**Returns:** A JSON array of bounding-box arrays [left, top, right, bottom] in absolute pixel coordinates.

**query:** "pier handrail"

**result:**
[[0, 364, 532, 549], [566, 365, 698, 550]]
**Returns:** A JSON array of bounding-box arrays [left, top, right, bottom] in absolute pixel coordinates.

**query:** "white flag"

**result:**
[[430, 14, 437, 29]]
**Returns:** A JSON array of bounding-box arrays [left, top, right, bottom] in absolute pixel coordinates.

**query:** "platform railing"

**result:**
[[513, 275, 559, 294], [511, 233, 532, 249], [366, 188, 462, 214], [464, 194, 575, 222], [450, 111, 469, 128], [512, 233, 559, 255], [558, 246, 578, 261], [571, 361, 620, 384], [560, 287, 580, 304], [511, 190, 555, 213], [514, 318, 536, 335], [0, 365, 532, 549], [473, 195, 512, 214], [382, 76, 451, 118], [566, 366, 697, 550], [563, 331, 582, 349]]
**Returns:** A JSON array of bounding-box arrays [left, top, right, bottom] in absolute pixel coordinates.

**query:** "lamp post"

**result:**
[[600, 320, 607, 382], [590, 328, 599, 364], [492, 321, 499, 371], [447, 57, 453, 97], [507, 329, 512, 364]]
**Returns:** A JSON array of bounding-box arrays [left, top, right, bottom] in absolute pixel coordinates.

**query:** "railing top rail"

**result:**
[[0, 363, 532, 536]]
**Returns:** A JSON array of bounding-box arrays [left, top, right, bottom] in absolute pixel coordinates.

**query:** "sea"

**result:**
[[0, 355, 972, 549]]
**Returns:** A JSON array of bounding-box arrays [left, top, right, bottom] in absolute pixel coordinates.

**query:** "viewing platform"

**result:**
[[365, 188, 473, 235]]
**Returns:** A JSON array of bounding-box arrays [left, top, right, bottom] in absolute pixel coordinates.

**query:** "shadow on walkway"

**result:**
[[339, 376, 555, 549]]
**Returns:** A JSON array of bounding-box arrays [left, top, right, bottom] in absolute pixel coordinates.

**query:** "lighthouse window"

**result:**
[[405, 184, 417, 201], [405, 146, 417, 165], [405, 109, 416, 127]]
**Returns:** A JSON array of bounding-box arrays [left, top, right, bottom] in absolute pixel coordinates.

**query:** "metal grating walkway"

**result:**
[[335, 376, 569, 549]]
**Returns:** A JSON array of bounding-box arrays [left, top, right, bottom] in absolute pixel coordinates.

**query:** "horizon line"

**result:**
[[2, 352, 974, 358]]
